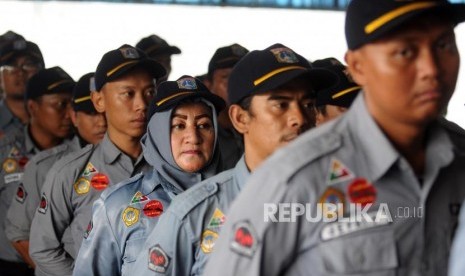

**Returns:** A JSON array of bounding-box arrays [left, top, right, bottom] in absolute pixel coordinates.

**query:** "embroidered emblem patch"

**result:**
[[148, 245, 170, 273], [3, 158, 17, 173], [38, 194, 48, 214], [270, 47, 299, 63], [8, 146, 21, 158], [15, 183, 27, 203], [318, 187, 345, 219], [230, 221, 258, 258], [200, 229, 219, 254], [327, 158, 354, 185], [177, 77, 197, 90], [143, 200, 163, 218], [91, 173, 109, 190], [122, 206, 140, 227], [120, 47, 140, 59], [82, 162, 97, 176], [74, 177, 90, 195], [348, 178, 377, 207], [207, 208, 226, 228], [131, 191, 149, 204]]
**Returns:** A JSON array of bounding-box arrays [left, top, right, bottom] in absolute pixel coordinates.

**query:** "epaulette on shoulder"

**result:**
[[100, 172, 145, 201], [168, 179, 224, 220], [29, 143, 70, 165], [266, 119, 343, 183], [50, 143, 95, 173]]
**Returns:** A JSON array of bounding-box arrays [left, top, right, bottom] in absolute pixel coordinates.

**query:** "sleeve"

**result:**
[[449, 202, 465, 276], [5, 160, 41, 242], [29, 166, 75, 275], [133, 211, 195, 276], [73, 197, 122, 276]]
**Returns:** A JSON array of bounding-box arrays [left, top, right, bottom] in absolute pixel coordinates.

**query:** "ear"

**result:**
[[27, 99, 38, 117], [91, 90, 105, 113], [70, 109, 78, 127], [229, 104, 251, 135], [345, 50, 366, 86]]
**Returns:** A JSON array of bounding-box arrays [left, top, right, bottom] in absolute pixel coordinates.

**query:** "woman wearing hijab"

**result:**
[[73, 75, 226, 276]]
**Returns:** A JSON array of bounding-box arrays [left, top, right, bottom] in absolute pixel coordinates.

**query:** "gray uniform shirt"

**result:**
[[5, 137, 81, 256], [0, 99, 23, 139], [133, 157, 250, 276], [204, 94, 465, 276], [218, 127, 243, 170], [0, 126, 40, 262], [29, 134, 149, 276]]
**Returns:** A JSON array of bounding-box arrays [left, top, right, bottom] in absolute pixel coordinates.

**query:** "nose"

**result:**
[[134, 91, 149, 112], [418, 48, 439, 81], [185, 125, 202, 145], [288, 102, 309, 131]]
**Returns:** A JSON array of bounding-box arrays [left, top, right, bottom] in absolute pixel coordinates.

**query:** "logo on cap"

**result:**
[[270, 48, 299, 64], [177, 77, 197, 90], [119, 47, 140, 59], [12, 39, 26, 50]]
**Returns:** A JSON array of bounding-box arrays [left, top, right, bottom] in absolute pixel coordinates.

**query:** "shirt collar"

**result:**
[[101, 133, 123, 164], [24, 125, 41, 155], [233, 155, 251, 190], [0, 100, 18, 129]]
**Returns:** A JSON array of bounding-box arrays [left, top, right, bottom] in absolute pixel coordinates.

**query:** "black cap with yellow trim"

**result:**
[[148, 75, 225, 117], [94, 44, 166, 91], [0, 37, 44, 67], [313, 57, 361, 108], [345, 0, 465, 50], [136, 34, 181, 57], [25, 66, 75, 100], [72, 72, 97, 113], [228, 43, 338, 105], [208, 43, 249, 78]]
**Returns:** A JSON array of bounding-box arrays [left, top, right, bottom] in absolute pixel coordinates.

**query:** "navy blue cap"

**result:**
[[346, 0, 465, 50], [26, 66, 75, 100], [149, 75, 225, 117], [95, 44, 166, 91], [208, 43, 249, 77], [313, 58, 360, 108], [228, 43, 338, 105], [136, 34, 181, 57], [72, 72, 97, 113], [0, 38, 44, 67]]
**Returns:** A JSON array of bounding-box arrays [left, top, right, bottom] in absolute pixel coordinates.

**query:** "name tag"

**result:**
[[5, 172, 23, 184]]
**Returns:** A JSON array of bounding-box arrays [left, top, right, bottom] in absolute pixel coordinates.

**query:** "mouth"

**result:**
[[416, 88, 442, 102], [182, 150, 202, 155]]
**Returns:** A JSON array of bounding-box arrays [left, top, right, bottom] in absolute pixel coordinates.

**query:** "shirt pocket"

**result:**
[[122, 236, 146, 274], [318, 229, 398, 275]]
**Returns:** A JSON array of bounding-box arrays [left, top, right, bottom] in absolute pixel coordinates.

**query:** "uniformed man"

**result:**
[[204, 1, 465, 275], [0, 37, 44, 139], [73, 75, 225, 276], [204, 43, 249, 169], [312, 57, 360, 126], [29, 44, 165, 276], [132, 43, 337, 275], [136, 34, 181, 81], [0, 66, 74, 275], [4, 72, 106, 268]]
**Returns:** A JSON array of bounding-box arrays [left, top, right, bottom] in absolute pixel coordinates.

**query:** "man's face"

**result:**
[[242, 84, 315, 163], [347, 16, 460, 126], [96, 67, 155, 141], [0, 55, 42, 99], [30, 93, 73, 139], [71, 110, 107, 145], [209, 68, 233, 104]]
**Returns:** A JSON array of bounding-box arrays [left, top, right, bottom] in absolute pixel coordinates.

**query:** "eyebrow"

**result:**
[[172, 113, 211, 120]]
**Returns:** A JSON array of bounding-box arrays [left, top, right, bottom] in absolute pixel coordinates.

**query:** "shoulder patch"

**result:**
[[230, 220, 258, 258], [148, 245, 170, 273]]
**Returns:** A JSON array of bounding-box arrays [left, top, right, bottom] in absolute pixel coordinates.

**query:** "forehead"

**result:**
[[104, 68, 154, 89], [173, 102, 212, 116]]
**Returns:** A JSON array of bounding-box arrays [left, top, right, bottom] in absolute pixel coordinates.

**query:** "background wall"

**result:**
[[1, 0, 464, 127]]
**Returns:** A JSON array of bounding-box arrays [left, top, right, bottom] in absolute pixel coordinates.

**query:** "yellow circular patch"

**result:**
[[74, 177, 90, 195], [200, 229, 219, 254], [122, 207, 140, 227], [2, 158, 17, 174]]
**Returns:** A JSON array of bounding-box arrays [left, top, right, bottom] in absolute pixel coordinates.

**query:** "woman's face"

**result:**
[[170, 102, 215, 173]]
